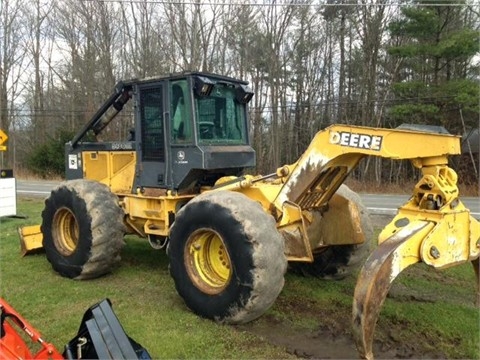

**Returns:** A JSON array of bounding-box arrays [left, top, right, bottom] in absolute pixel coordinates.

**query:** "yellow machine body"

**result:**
[[21, 124, 465, 259]]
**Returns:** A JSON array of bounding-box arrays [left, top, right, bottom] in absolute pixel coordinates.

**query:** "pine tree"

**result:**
[[386, 1, 479, 132]]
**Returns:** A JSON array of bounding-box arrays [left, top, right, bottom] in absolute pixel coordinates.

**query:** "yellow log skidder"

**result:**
[[18, 72, 479, 358]]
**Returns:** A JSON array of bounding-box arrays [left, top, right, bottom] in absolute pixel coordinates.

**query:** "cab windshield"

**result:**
[[194, 84, 248, 145]]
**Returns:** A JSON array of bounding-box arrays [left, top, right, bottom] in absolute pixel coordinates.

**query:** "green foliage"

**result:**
[[391, 81, 427, 98], [389, 104, 439, 123], [444, 79, 480, 113], [389, 7, 438, 41], [389, 78, 479, 126], [26, 129, 74, 178], [386, 2, 479, 129], [388, 5, 479, 63], [435, 29, 480, 59]]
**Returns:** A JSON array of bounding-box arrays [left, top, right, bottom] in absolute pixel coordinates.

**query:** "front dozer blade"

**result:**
[[352, 220, 434, 360], [18, 225, 44, 256]]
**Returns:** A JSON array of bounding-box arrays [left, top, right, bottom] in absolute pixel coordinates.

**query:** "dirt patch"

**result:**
[[237, 315, 361, 359], [236, 306, 444, 360]]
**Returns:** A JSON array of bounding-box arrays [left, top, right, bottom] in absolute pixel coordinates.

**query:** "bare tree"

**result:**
[[0, 0, 28, 167], [291, 5, 331, 159], [256, 2, 296, 169], [164, 2, 202, 70], [120, 1, 171, 77], [51, 0, 122, 134], [163, 0, 226, 72], [347, 0, 390, 183], [22, 0, 54, 142]]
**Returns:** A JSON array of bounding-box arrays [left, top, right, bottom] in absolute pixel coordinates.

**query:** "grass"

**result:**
[[1, 197, 479, 358], [1, 198, 290, 359]]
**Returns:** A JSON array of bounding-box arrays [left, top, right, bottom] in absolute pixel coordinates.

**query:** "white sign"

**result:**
[[69, 154, 78, 169], [0, 177, 16, 217]]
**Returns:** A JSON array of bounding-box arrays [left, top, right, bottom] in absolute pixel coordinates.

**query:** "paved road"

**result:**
[[15, 180, 479, 218], [361, 193, 479, 218], [16, 180, 58, 197]]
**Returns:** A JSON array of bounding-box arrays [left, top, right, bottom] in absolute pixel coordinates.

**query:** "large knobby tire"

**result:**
[[290, 184, 374, 280], [41, 179, 125, 280], [168, 191, 287, 324]]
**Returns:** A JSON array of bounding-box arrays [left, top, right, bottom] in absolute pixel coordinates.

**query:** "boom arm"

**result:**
[[70, 82, 132, 148], [271, 124, 479, 359], [273, 124, 460, 213]]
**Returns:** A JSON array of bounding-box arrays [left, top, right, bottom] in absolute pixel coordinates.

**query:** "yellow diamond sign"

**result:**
[[0, 129, 8, 151]]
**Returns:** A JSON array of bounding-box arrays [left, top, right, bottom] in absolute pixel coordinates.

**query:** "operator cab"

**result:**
[[134, 72, 255, 193], [64, 72, 255, 194]]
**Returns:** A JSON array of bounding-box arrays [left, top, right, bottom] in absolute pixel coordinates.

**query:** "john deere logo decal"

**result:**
[[329, 131, 383, 151], [176, 150, 187, 164]]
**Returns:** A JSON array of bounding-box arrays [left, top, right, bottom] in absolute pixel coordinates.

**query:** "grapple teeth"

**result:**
[[352, 221, 434, 359]]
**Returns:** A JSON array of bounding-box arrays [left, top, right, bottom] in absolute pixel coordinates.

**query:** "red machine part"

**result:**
[[0, 297, 63, 360]]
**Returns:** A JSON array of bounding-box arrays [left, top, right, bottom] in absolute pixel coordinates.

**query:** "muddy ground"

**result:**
[[236, 298, 445, 360], [236, 215, 460, 359]]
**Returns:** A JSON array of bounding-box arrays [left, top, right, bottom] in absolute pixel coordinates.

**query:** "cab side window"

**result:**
[[171, 80, 193, 143], [140, 88, 164, 161]]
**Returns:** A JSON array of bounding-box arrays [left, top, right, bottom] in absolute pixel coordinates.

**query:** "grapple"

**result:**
[[352, 164, 480, 359]]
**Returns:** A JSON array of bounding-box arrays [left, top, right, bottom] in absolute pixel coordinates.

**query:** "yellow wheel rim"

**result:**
[[185, 229, 232, 295], [52, 207, 79, 256]]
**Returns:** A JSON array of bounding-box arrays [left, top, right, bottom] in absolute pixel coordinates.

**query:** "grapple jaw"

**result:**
[[352, 220, 433, 359], [352, 209, 480, 359]]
